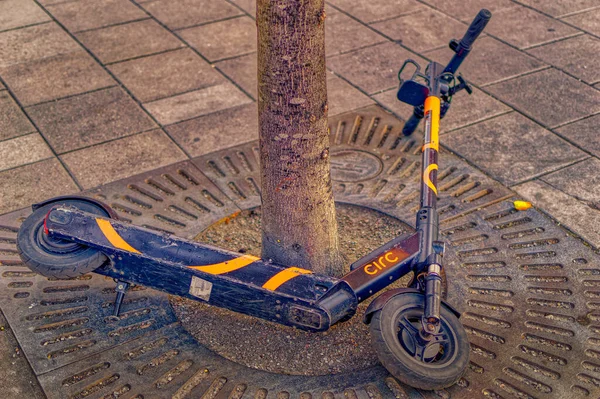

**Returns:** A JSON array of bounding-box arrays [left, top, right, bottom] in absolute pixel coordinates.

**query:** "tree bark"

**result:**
[[257, 0, 343, 276]]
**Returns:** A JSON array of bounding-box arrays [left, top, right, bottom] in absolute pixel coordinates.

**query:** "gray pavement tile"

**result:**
[[562, 7, 600, 36], [371, 88, 412, 121], [424, 36, 547, 86], [215, 53, 257, 99], [0, 23, 80, 68], [179, 16, 256, 62], [371, 9, 468, 53], [373, 86, 511, 133], [485, 68, 600, 128], [0, 51, 115, 106], [60, 129, 187, 189], [528, 35, 600, 84], [485, 5, 580, 49], [0, 0, 51, 32], [28, 87, 156, 153], [327, 41, 426, 95], [0, 92, 36, 141], [325, 12, 387, 56], [517, 0, 600, 17], [514, 179, 600, 248], [326, 0, 424, 24], [326, 74, 375, 116], [166, 103, 258, 157], [0, 159, 78, 215], [420, 0, 514, 23], [230, 0, 256, 17], [46, 0, 148, 33], [108, 48, 226, 103], [444, 112, 587, 186], [555, 115, 600, 159], [144, 82, 252, 125], [76, 19, 185, 64], [542, 157, 600, 205], [0, 133, 53, 172], [142, 0, 243, 30]]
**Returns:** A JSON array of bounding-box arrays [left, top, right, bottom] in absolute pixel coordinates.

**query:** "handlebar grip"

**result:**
[[402, 109, 423, 136], [459, 9, 492, 49]]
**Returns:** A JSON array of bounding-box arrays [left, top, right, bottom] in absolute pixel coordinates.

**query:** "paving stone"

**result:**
[[516, 0, 600, 17], [325, 12, 387, 56], [215, 53, 257, 99], [486, 68, 600, 128], [46, 0, 148, 33], [76, 19, 185, 64], [485, 5, 580, 49], [0, 0, 51, 32], [167, 103, 258, 157], [542, 157, 600, 205], [372, 86, 511, 133], [327, 41, 426, 95], [60, 129, 187, 189], [0, 92, 36, 141], [144, 82, 252, 125], [555, 115, 600, 159], [230, 0, 256, 17], [0, 133, 53, 172], [371, 88, 412, 121], [419, 0, 514, 23], [180, 16, 256, 62], [108, 48, 226, 103], [0, 23, 80, 68], [514, 179, 600, 248], [0, 51, 115, 106], [424, 36, 547, 86], [371, 9, 469, 53], [28, 87, 156, 153], [444, 112, 587, 186], [326, 74, 375, 116], [142, 0, 243, 30], [326, 0, 424, 24], [562, 8, 600, 36], [0, 159, 78, 215], [528, 35, 600, 85]]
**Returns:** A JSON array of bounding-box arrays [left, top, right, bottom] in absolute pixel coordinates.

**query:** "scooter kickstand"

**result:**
[[109, 280, 129, 320]]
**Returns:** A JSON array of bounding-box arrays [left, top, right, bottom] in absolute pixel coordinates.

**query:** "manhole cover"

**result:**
[[330, 149, 383, 182], [0, 105, 598, 398]]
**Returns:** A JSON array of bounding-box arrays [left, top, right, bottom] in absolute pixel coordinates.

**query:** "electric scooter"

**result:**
[[16, 9, 492, 390]]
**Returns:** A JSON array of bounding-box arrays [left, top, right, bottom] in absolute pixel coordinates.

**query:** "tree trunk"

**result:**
[[257, 0, 343, 276]]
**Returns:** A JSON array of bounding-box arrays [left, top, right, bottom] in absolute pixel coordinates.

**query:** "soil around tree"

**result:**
[[170, 203, 414, 376]]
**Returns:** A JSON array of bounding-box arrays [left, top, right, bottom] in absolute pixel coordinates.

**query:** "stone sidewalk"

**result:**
[[0, 0, 599, 397]]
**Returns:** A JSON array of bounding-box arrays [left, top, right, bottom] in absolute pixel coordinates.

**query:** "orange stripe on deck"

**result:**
[[96, 218, 141, 254], [189, 254, 260, 275], [262, 267, 313, 291]]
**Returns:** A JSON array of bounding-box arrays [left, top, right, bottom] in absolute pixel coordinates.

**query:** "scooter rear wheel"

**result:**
[[370, 292, 469, 390], [17, 199, 111, 279]]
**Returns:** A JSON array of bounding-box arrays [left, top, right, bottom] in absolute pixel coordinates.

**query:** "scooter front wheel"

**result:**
[[17, 198, 111, 279], [370, 292, 469, 390]]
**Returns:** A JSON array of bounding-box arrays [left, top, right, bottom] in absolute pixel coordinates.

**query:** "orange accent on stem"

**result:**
[[423, 96, 440, 152], [262, 267, 313, 291], [424, 164, 439, 195]]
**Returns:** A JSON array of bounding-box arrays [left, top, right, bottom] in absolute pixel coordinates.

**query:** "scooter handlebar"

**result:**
[[459, 9, 491, 50]]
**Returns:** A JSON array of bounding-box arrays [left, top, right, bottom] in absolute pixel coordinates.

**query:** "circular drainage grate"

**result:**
[[0, 105, 598, 398]]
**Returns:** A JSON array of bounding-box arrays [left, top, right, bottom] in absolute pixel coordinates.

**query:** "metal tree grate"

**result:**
[[0, 105, 598, 398]]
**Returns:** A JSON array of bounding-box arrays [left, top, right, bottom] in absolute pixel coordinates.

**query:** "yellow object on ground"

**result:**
[[514, 200, 532, 211]]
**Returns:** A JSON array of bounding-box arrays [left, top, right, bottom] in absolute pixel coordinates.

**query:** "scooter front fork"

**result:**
[[423, 263, 443, 334]]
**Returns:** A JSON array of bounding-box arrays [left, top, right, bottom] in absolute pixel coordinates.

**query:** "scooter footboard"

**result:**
[[44, 206, 344, 332]]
